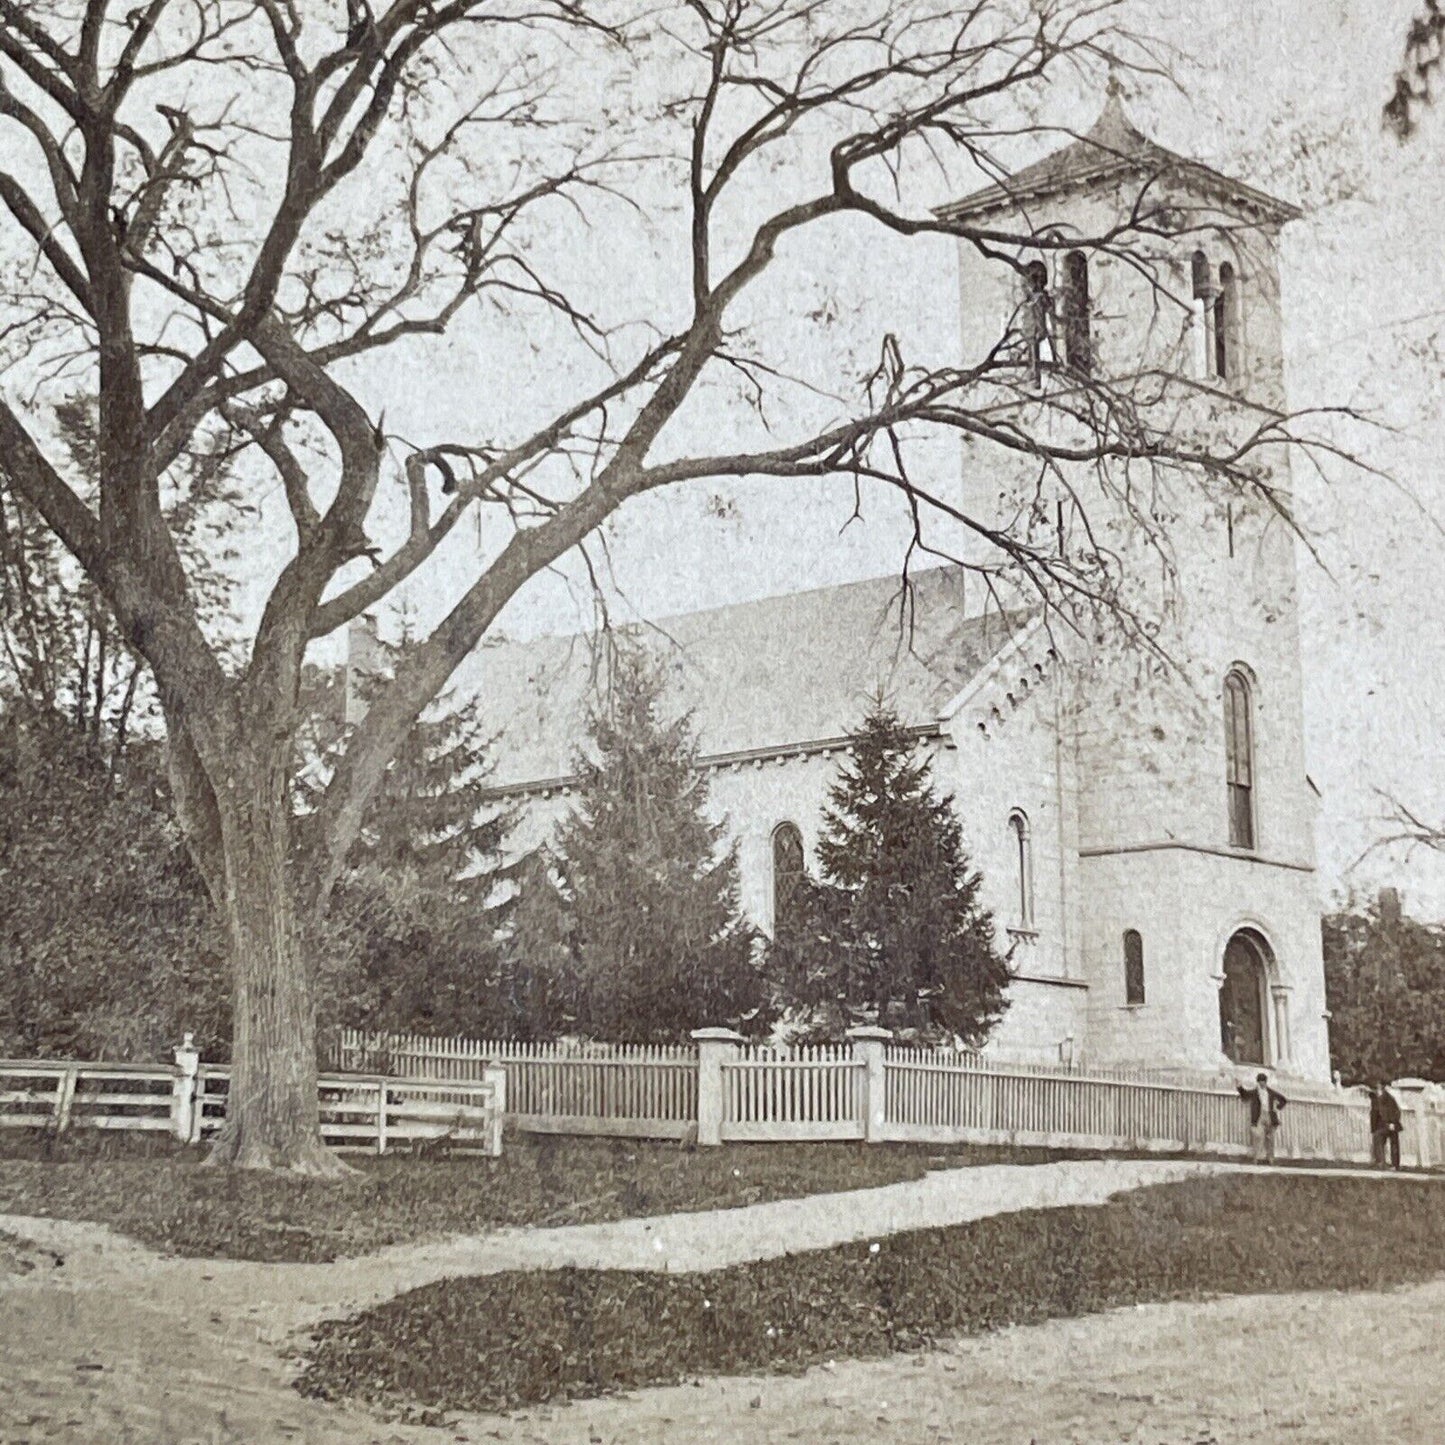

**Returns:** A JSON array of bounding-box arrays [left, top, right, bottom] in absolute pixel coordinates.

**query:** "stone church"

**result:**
[[420, 94, 1332, 1081]]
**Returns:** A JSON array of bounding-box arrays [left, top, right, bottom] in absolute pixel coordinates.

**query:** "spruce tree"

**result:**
[[517, 643, 768, 1043], [298, 656, 520, 1038], [774, 699, 1010, 1046]]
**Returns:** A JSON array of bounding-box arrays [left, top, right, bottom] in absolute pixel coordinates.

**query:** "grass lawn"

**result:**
[[0, 1132, 1094, 1262], [298, 1173, 1445, 1416]]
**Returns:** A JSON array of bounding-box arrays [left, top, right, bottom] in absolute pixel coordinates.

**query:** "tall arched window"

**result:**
[[771, 822, 805, 935], [1123, 930, 1145, 1005], [1008, 810, 1034, 930], [1224, 669, 1256, 849], [1190, 250, 1212, 297], [1061, 251, 1092, 374], [1191, 250, 1216, 377], [1214, 262, 1239, 381], [1022, 260, 1051, 378]]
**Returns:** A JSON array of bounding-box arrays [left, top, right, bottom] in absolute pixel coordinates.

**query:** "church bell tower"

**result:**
[[939, 86, 1330, 1080]]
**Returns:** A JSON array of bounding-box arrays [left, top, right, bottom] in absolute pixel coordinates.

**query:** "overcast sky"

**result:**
[[123, 0, 1443, 916], [408, 0, 1438, 913]]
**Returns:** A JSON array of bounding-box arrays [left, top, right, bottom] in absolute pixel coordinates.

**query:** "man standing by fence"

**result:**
[[1370, 1082, 1403, 1170], [1238, 1072, 1287, 1163]]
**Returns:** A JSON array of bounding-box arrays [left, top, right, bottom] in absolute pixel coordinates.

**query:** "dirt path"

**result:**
[[469, 1280, 1445, 1445], [0, 1159, 1438, 1443], [2, 1157, 1243, 1343]]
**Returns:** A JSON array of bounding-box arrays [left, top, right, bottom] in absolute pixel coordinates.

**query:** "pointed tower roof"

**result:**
[[937, 85, 1300, 226]]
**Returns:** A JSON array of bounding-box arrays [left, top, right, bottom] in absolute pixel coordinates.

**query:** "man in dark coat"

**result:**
[[1237, 1071, 1287, 1163], [1370, 1082, 1403, 1170]]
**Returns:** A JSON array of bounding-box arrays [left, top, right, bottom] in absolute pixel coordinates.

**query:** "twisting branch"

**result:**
[[0, 4, 1366, 1162], [222, 398, 321, 542]]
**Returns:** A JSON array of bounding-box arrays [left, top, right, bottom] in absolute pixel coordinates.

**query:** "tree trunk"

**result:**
[[205, 752, 346, 1176]]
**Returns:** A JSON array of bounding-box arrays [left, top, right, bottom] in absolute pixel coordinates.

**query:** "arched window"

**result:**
[[771, 822, 805, 935], [1191, 251, 1216, 377], [1224, 669, 1256, 849], [1061, 251, 1092, 374], [1123, 929, 1145, 1005], [1008, 810, 1034, 929], [1214, 262, 1239, 380], [1022, 260, 1051, 378], [1190, 250, 1212, 297]]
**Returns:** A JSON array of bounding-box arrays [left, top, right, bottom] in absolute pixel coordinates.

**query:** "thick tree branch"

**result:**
[[0, 172, 93, 309]]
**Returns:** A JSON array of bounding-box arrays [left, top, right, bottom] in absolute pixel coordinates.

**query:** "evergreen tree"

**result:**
[[773, 700, 1010, 1046], [1323, 895, 1445, 1083], [514, 644, 769, 1043], [298, 656, 521, 1039], [0, 707, 226, 1060]]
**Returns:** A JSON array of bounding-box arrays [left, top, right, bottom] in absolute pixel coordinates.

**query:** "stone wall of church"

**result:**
[[1068, 484, 1315, 867], [985, 977, 1091, 1066], [1077, 847, 1330, 1079], [706, 751, 841, 932], [938, 670, 1079, 987], [708, 698, 1073, 987], [1062, 469, 1327, 1080]]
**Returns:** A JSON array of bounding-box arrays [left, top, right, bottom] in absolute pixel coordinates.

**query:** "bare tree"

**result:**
[[1376, 795, 1445, 857], [0, 0, 1337, 1170]]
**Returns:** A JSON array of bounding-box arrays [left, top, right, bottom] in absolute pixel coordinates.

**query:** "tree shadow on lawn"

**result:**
[[298, 1172, 1445, 1417]]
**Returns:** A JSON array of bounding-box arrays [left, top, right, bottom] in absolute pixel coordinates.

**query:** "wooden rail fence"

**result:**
[[1, 1045, 504, 1157], [334, 1026, 1439, 1166]]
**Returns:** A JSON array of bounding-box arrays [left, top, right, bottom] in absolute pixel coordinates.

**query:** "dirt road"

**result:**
[[1, 1161, 1438, 1443]]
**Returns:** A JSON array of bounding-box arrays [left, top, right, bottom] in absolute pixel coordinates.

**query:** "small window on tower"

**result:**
[[1123, 930, 1145, 1005], [1022, 260, 1051, 379], [1215, 262, 1239, 380], [1062, 251, 1092, 374], [1191, 251, 1216, 377]]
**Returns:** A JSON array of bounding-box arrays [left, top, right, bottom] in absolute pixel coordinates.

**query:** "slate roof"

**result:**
[[938, 88, 1300, 225], [460, 567, 1031, 790]]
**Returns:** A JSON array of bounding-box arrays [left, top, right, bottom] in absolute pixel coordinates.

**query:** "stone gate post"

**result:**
[[691, 1028, 743, 1147], [847, 1026, 892, 1143]]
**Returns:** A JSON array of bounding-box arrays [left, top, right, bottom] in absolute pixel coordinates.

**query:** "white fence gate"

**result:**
[[335, 1032, 696, 1139]]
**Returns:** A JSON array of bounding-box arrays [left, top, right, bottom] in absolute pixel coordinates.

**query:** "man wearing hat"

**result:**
[[1237, 1071, 1287, 1163], [1369, 1082, 1403, 1170]]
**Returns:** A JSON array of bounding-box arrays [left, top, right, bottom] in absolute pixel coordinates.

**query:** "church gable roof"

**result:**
[[937, 90, 1300, 226], [464, 568, 1031, 790]]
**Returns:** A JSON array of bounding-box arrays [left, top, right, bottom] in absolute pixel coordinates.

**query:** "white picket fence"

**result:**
[[335, 1032, 697, 1139], [333, 1026, 1442, 1166], [0, 1053, 504, 1156]]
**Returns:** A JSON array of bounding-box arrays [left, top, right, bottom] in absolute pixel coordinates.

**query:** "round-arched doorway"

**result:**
[[1220, 929, 1274, 1065]]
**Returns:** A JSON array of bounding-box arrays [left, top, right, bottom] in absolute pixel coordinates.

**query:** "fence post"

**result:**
[[53, 1068, 78, 1134], [172, 1033, 200, 1143], [691, 1028, 742, 1146], [483, 1065, 507, 1156], [847, 1026, 891, 1143]]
